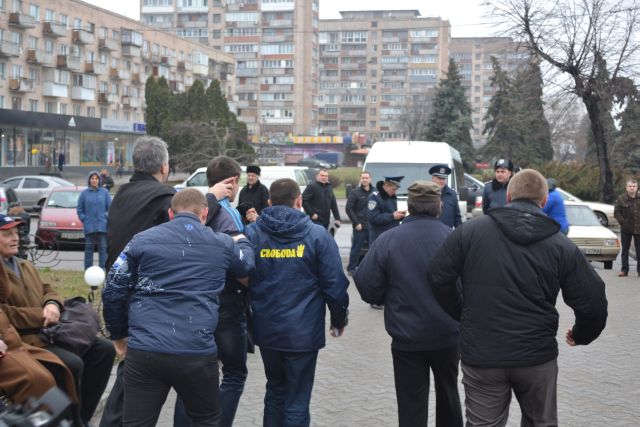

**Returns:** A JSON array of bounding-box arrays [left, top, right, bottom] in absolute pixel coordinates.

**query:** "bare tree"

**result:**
[[545, 95, 586, 162], [396, 91, 434, 140], [490, 0, 640, 202]]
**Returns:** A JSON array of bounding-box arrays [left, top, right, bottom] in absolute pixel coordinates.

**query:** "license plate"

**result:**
[[60, 232, 83, 240], [582, 248, 602, 255]]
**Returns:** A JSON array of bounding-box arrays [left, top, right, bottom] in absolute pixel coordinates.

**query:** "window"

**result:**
[[73, 18, 81, 30], [28, 67, 38, 83], [28, 36, 37, 49], [0, 62, 5, 79], [23, 178, 48, 189], [341, 31, 367, 43], [212, 13, 221, 23], [60, 103, 67, 114], [44, 39, 53, 53], [59, 14, 68, 27], [87, 106, 95, 117], [73, 104, 81, 115], [28, 3, 38, 20], [225, 12, 259, 22], [29, 99, 38, 111]]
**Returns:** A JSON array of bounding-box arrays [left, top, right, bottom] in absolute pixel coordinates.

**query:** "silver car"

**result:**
[[0, 175, 74, 211]]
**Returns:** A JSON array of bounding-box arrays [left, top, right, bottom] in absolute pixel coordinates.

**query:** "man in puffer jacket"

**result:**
[[428, 169, 607, 427], [77, 171, 111, 270], [245, 178, 349, 427]]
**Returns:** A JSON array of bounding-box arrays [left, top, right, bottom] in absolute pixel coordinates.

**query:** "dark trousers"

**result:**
[[46, 336, 115, 424], [124, 349, 220, 427], [461, 358, 558, 427], [260, 348, 318, 427], [84, 232, 107, 270], [347, 228, 368, 273], [391, 346, 462, 427], [99, 360, 125, 427], [620, 232, 640, 273]]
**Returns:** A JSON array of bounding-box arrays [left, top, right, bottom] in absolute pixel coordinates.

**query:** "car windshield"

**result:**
[[47, 191, 81, 208], [365, 163, 441, 196], [566, 205, 601, 226]]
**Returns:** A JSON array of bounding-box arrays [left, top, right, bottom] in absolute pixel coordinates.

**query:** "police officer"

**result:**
[[368, 176, 406, 245], [482, 158, 514, 214], [429, 164, 461, 228]]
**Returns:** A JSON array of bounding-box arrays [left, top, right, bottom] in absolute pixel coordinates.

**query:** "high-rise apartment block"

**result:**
[[0, 0, 235, 172], [141, 0, 319, 139]]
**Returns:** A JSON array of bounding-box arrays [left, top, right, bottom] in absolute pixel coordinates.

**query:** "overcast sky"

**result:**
[[82, 0, 494, 37]]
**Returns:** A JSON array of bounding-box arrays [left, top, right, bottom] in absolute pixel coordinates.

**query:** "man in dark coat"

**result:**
[[302, 169, 341, 230], [367, 176, 406, 244], [238, 164, 269, 222], [354, 181, 462, 427], [613, 178, 640, 277], [429, 164, 461, 228], [345, 171, 373, 275], [427, 169, 608, 427], [482, 158, 513, 214]]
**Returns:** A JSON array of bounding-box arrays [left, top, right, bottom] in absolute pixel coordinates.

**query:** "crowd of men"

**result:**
[[3, 138, 633, 427]]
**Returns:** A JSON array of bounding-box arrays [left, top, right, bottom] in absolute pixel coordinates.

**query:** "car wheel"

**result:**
[[604, 261, 613, 270], [594, 211, 608, 226]]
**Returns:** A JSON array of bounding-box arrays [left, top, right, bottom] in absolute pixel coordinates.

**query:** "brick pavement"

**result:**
[[92, 226, 640, 426]]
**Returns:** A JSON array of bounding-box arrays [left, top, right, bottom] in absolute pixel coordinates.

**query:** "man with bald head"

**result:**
[[428, 169, 608, 427]]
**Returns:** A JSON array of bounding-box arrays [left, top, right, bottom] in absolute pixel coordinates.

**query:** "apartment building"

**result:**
[[0, 0, 235, 173], [141, 0, 319, 139], [318, 10, 450, 140], [450, 37, 528, 148]]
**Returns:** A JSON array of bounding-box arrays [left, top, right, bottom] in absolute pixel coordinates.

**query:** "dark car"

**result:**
[[464, 173, 485, 213], [297, 158, 333, 169]]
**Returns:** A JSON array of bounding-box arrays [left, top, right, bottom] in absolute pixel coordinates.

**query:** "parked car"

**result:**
[[297, 157, 333, 169], [35, 187, 85, 249], [556, 187, 617, 227], [0, 176, 74, 212], [0, 186, 19, 215], [464, 173, 485, 214], [565, 201, 620, 269]]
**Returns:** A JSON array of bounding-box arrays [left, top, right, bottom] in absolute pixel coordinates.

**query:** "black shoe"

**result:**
[[370, 304, 384, 310], [618, 272, 628, 277]]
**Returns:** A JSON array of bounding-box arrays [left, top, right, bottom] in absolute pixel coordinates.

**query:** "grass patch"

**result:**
[[329, 167, 362, 198], [39, 269, 100, 301]]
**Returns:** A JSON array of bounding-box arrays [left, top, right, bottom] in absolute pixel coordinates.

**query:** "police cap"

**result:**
[[428, 164, 452, 178], [494, 159, 514, 171], [383, 176, 404, 187]]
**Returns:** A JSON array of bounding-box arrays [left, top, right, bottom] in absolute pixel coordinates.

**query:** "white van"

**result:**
[[363, 141, 468, 216]]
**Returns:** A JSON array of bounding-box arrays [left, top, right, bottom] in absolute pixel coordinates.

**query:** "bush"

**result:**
[[536, 162, 629, 201]]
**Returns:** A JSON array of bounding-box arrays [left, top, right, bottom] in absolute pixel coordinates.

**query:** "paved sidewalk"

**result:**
[[92, 227, 639, 426]]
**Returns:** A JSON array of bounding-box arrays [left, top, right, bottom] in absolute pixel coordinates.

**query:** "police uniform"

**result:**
[[482, 158, 513, 214], [368, 176, 403, 244], [429, 165, 461, 228]]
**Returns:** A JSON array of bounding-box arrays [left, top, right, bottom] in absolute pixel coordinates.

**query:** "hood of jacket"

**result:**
[[86, 170, 103, 188], [257, 205, 313, 243], [488, 199, 560, 245]]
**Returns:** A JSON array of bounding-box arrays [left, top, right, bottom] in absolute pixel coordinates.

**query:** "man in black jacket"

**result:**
[[345, 171, 373, 275], [302, 169, 341, 230], [427, 169, 608, 427], [238, 164, 269, 223], [354, 181, 462, 427], [481, 158, 513, 214]]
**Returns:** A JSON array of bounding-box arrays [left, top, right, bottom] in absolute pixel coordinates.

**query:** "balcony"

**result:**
[[42, 82, 69, 97], [72, 30, 95, 45], [131, 73, 145, 84], [169, 80, 184, 92], [43, 22, 67, 38], [98, 92, 109, 104], [110, 68, 130, 80], [71, 86, 96, 101], [26, 49, 54, 66], [121, 45, 141, 58], [192, 64, 208, 76], [161, 56, 177, 67], [0, 40, 21, 57], [122, 95, 142, 108], [57, 55, 82, 71], [177, 61, 192, 71], [9, 13, 36, 29], [9, 77, 35, 93], [98, 37, 118, 51], [84, 62, 97, 74]]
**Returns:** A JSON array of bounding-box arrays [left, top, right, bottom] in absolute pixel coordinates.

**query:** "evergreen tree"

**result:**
[[187, 80, 208, 122], [423, 59, 475, 164], [612, 78, 640, 174], [144, 76, 172, 137], [206, 79, 232, 125]]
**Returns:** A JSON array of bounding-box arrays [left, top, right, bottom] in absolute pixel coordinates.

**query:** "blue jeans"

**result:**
[[260, 348, 318, 427], [347, 228, 368, 272], [84, 232, 107, 270]]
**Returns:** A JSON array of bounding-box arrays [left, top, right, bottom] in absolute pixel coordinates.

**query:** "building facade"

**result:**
[[141, 0, 319, 139], [0, 0, 235, 174]]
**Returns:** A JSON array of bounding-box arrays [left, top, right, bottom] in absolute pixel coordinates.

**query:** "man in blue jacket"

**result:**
[[77, 171, 111, 270], [102, 189, 254, 427], [245, 178, 349, 427], [543, 178, 569, 234], [368, 175, 406, 244], [429, 164, 462, 228], [354, 181, 462, 427]]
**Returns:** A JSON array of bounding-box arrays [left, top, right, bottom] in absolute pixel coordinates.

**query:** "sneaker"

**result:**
[[618, 272, 628, 277], [370, 304, 384, 310]]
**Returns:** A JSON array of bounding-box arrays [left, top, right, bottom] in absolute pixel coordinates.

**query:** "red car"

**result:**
[[36, 187, 86, 249]]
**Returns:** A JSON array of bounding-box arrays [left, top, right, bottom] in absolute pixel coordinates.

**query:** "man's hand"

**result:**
[[334, 220, 341, 228], [208, 177, 235, 201], [245, 208, 258, 223], [565, 328, 576, 346], [42, 303, 60, 327], [114, 338, 128, 358], [355, 223, 363, 231], [311, 213, 319, 221], [0, 339, 7, 355], [330, 326, 345, 337], [393, 210, 406, 220], [232, 233, 247, 242]]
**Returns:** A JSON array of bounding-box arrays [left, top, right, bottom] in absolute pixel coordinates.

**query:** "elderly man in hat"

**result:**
[[238, 165, 269, 223], [355, 181, 462, 427], [430, 164, 462, 228], [368, 176, 406, 245], [482, 159, 514, 214]]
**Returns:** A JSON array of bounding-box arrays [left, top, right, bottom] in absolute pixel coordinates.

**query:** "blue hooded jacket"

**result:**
[[543, 188, 569, 233], [245, 205, 349, 352], [77, 171, 111, 234]]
